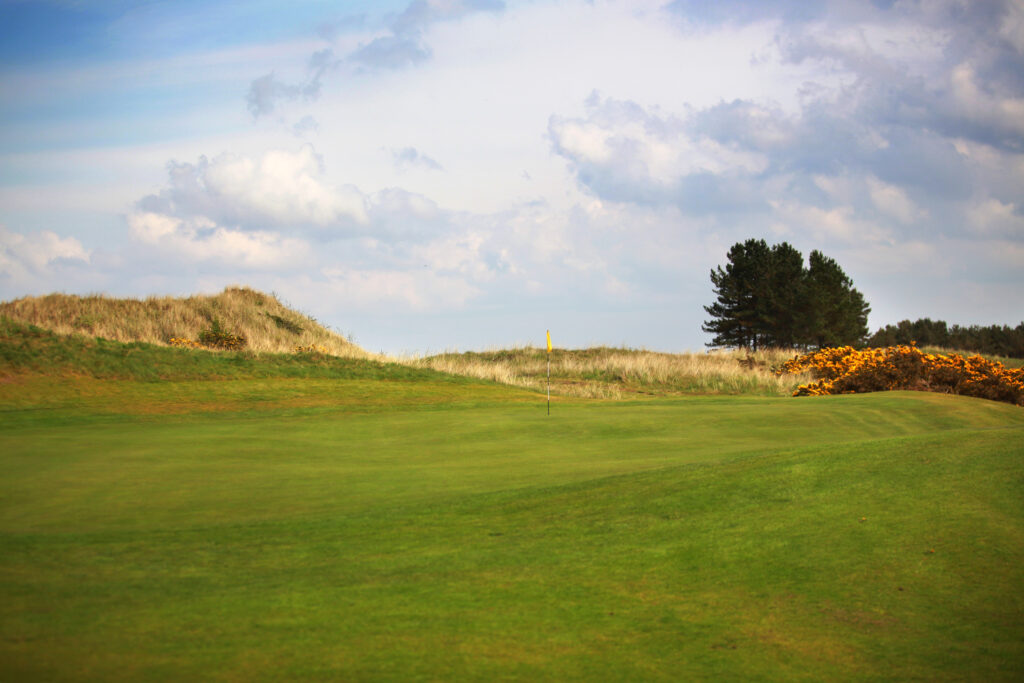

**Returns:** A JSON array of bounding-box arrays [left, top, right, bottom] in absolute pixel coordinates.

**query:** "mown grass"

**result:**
[[3, 308, 1024, 679], [2, 368, 1023, 679]]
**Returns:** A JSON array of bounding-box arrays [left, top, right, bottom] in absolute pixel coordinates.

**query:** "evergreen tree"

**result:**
[[803, 250, 870, 347], [704, 241, 870, 349], [758, 242, 806, 348], [702, 238, 770, 349], [867, 320, 1024, 358]]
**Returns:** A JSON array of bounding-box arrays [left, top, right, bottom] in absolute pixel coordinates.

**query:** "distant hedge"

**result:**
[[867, 319, 1024, 359]]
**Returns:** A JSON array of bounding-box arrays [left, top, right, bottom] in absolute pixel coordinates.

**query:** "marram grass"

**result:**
[[410, 346, 811, 398], [2, 311, 810, 399], [0, 286, 374, 359]]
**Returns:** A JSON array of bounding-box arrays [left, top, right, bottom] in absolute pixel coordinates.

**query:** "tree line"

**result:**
[[703, 239, 1023, 358], [703, 239, 870, 350], [866, 319, 1024, 359]]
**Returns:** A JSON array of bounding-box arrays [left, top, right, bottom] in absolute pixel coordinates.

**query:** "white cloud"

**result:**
[[554, 94, 769, 179], [318, 267, 481, 311], [140, 145, 370, 230], [949, 63, 1024, 139], [999, 0, 1024, 54], [866, 176, 925, 224], [967, 197, 1024, 237], [548, 94, 769, 211], [246, 73, 302, 118], [770, 200, 892, 244], [0, 226, 90, 278], [127, 212, 310, 269], [391, 147, 444, 171], [348, 0, 505, 70]]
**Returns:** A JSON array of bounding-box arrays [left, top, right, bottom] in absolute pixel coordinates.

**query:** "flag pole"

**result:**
[[546, 329, 552, 416]]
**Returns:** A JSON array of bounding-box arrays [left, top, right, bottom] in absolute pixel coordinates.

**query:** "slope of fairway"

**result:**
[[2, 376, 1023, 680]]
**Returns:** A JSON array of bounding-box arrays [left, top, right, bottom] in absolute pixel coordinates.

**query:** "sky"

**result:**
[[1, 0, 1022, 354]]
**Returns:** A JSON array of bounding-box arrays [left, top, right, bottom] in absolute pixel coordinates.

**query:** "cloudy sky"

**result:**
[[1, 0, 1022, 353]]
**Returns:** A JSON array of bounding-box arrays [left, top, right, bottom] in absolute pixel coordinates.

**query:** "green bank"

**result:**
[[2, 368, 1023, 680]]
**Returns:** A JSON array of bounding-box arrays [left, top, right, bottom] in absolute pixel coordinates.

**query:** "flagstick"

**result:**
[[546, 329, 552, 416]]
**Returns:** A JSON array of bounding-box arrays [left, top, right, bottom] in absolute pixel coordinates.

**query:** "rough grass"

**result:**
[[0, 286, 374, 359], [4, 285, 1019, 400], [2, 312, 810, 399], [0, 316, 446, 384], [410, 346, 812, 398]]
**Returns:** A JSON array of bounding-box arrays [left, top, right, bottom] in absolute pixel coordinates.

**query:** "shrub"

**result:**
[[196, 319, 246, 350], [168, 337, 204, 350], [777, 344, 1024, 406], [293, 345, 328, 354]]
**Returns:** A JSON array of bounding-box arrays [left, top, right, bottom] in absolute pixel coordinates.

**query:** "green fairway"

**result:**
[[2, 377, 1023, 680]]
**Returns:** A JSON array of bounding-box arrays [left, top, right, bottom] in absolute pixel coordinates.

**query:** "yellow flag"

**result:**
[[547, 330, 552, 353]]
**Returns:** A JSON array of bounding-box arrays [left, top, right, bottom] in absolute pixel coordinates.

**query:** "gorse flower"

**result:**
[[168, 337, 203, 349], [168, 320, 246, 351], [293, 345, 328, 354], [777, 344, 1024, 406]]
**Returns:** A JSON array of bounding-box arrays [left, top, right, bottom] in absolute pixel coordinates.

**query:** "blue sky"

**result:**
[[1, 0, 1022, 354]]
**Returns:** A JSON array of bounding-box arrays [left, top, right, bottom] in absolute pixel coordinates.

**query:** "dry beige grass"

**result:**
[[409, 346, 811, 398], [0, 286, 377, 360], [1, 285, 811, 397]]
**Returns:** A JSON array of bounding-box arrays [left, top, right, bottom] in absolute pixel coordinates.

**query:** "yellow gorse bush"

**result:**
[[293, 345, 329, 354], [168, 320, 246, 351], [168, 337, 204, 350], [777, 344, 1024, 406]]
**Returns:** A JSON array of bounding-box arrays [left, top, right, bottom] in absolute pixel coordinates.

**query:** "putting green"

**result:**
[[2, 379, 1023, 680]]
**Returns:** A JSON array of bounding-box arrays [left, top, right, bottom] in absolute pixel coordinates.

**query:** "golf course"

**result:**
[[2, 314, 1023, 681]]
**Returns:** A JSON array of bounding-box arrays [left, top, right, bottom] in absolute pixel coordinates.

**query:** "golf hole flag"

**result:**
[[546, 330, 551, 415]]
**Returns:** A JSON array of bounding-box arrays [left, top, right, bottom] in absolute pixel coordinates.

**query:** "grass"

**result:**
[[0, 286, 373, 359], [2, 315, 811, 399], [2, 362, 1023, 679], [410, 346, 810, 398], [9, 286, 1016, 397], [0, 316, 452, 384], [2, 304, 1023, 679]]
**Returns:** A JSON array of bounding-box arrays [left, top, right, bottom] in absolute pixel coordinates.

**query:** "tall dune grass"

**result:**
[[2, 286, 811, 397], [409, 346, 811, 398], [0, 286, 376, 360]]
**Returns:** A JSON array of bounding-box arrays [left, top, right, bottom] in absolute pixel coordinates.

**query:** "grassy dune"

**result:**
[[2, 313, 809, 399], [0, 286, 373, 359], [0, 316, 448, 385], [8, 287, 1016, 399]]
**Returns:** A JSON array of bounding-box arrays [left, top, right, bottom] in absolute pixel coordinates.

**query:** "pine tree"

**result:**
[[803, 250, 870, 347], [702, 238, 770, 349], [704, 241, 870, 349], [758, 242, 806, 348]]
